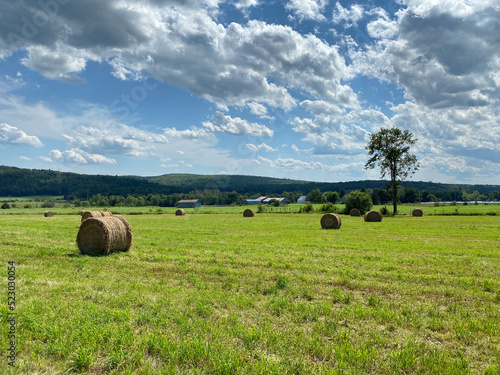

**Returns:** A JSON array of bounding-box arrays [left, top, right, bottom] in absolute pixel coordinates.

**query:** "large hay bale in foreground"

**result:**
[[364, 210, 383, 222], [321, 213, 342, 229], [77, 215, 132, 256], [44, 211, 54, 217], [349, 208, 361, 217], [81, 211, 103, 222], [175, 209, 186, 216], [243, 209, 255, 217], [412, 208, 423, 217]]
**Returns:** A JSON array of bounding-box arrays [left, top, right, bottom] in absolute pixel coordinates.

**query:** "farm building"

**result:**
[[262, 197, 290, 204], [245, 199, 262, 205], [178, 199, 201, 208], [297, 196, 310, 204]]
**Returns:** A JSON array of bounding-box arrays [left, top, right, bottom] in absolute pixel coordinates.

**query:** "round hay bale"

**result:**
[[175, 209, 186, 216], [81, 211, 103, 222], [321, 213, 342, 229], [100, 211, 112, 217], [364, 210, 383, 222], [77, 215, 132, 256], [412, 208, 423, 217], [243, 209, 255, 217], [349, 208, 361, 217], [44, 211, 54, 217]]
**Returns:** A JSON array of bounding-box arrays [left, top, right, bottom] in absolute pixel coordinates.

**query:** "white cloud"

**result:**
[[245, 143, 276, 152], [235, 0, 259, 9], [420, 156, 480, 174], [352, 1, 500, 109], [0, 123, 43, 147], [21, 44, 94, 83], [286, 0, 327, 21], [1, 2, 357, 111], [203, 111, 274, 137], [50, 149, 116, 164], [62, 125, 167, 157], [332, 2, 365, 27], [163, 127, 213, 139], [19, 156, 31, 160], [255, 155, 364, 173]]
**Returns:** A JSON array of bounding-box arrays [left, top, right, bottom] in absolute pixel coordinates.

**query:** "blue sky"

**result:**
[[1, 0, 499, 184]]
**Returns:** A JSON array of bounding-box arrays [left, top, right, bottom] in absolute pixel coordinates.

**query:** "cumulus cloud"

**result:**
[[1, 1, 356, 111], [203, 112, 273, 137], [245, 143, 276, 152], [332, 2, 365, 27], [286, 0, 328, 21], [235, 0, 259, 10], [21, 44, 92, 83], [50, 149, 116, 164], [255, 155, 364, 173], [0, 123, 43, 147], [62, 125, 168, 157], [352, 0, 500, 109], [163, 127, 212, 140]]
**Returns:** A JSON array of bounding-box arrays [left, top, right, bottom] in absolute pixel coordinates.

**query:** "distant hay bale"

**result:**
[[175, 209, 186, 216], [44, 211, 54, 217], [412, 208, 423, 217], [81, 211, 103, 222], [364, 210, 383, 222], [243, 209, 255, 217], [349, 208, 361, 217], [100, 211, 112, 217], [77, 215, 132, 256], [321, 213, 342, 229]]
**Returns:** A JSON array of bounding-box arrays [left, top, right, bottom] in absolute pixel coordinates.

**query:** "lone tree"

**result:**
[[365, 127, 419, 214]]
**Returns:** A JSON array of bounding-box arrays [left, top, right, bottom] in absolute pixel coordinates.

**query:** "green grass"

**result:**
[[2, 202, 500, 216], [0, 211, 499, 374]]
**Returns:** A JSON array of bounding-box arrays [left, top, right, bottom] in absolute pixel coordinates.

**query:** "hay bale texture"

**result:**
[[44, 211, 54, 217], [81, 211, 102, 222], [175, 209, 186, 216], [349, 208, 361, 216], [81, 211, 112, 222], [321, 213, 342, 229], [412, 208, 424, 217], [243, 209, 255, 217], [364, 210, 383, 222], [77, 215, 132, 256]]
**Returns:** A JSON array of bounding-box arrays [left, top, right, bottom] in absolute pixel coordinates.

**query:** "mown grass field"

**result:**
[[1, 208, 499, 374]]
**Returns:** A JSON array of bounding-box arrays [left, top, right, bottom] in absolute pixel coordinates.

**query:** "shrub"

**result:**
[[42, 200, 55, 208], [380, 206, 389, 215], [24, 204, 32, 209], [257, 204, 268, 213], [300, 204, 314, 213], [1, 202, 10, 209], [319, 203, 339, 213], [344, 191, 373, 214]]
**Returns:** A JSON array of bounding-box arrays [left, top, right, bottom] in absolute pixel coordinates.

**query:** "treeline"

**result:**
[[72, 186, 500, 208], [1, 165, 499, 202]]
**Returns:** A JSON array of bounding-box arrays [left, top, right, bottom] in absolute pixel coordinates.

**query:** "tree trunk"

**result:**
[[392, 181, 398, 214], [391, 164, 398, 215]]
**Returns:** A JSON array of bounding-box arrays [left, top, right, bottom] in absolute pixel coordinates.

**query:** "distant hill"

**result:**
[[0, 166, 498, 198]]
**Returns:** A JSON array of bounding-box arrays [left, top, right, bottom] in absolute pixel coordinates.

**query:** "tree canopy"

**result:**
[[365, 127, 419, 214]]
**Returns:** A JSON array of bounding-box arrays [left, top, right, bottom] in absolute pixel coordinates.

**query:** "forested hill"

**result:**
[[0, 165, 499, 199]]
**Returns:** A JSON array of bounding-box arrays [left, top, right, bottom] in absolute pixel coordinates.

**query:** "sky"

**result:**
[[0, 0, 499, 184]]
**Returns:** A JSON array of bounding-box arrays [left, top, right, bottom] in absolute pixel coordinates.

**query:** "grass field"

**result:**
[[1, 209, 499, 374]]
